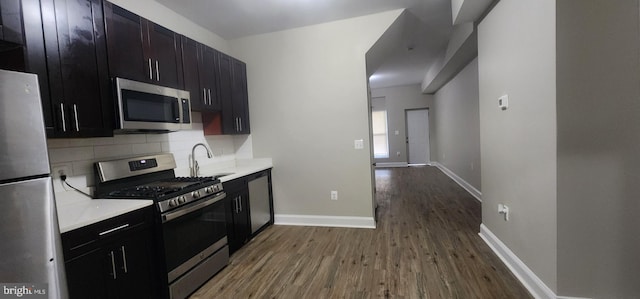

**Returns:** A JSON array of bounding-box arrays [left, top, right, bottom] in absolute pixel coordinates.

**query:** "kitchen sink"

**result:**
[[212, 173, 234, 179]]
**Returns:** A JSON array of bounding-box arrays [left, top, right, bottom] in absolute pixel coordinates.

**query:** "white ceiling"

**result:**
[[156, 0, 454, 89]]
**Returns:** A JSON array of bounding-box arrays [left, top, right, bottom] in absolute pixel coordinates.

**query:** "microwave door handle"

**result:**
[[174, 100, 181, 122]]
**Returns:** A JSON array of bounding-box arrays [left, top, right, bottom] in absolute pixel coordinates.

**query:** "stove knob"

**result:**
[[168, 199, 178, 207], [178, 196, 187, 204], [206, 187, 213, 194], [192, 191, 200, 198]]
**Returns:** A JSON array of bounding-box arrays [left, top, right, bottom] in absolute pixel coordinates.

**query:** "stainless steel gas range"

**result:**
[[94, 154, 228, 299]]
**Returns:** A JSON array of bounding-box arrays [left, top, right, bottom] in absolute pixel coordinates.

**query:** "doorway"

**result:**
[[405, 108, 430, 165]]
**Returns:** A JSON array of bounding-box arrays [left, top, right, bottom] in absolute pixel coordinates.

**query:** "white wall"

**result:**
[[478, 0, 557, 292], [229, 10, 403, 219], [370, 85, 432, 164], [431, 58, 480, 190], [556, 0, 640, 297]]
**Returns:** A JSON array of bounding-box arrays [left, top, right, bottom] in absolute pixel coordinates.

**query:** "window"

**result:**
[[372, 109, 389, 158]]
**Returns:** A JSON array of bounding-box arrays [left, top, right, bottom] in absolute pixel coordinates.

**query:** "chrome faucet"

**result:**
[[190, 143, 213, 177]]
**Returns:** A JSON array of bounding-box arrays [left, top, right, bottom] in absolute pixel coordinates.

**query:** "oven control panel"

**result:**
[[157, 182, 224, 213], [129, 158, 158, 171]]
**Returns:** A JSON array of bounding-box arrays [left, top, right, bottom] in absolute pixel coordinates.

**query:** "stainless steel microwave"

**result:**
[[115, 78, 191, 132]]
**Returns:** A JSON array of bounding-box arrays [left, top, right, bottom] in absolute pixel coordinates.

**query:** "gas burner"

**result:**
[[170, 176, 215, 183]]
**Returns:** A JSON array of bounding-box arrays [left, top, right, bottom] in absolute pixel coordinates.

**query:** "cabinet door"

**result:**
[[41, 0, 113, 138], [109, 229, 156, 299], [0, 0, 26, 71], [16, 0, 53, 132], [181, 36, 203, 110], [146, 21, 182, 89], [231, 58, 250, 134], [237, 190, 251, 243], [226, 191, 250, 254], [200, 45, 220, 110], [218, 53, 235, 134], [224, 178, 250, 254], [65, 248, 110, 299], [103, 2, 146, 82], [216, 53, 250, 135]]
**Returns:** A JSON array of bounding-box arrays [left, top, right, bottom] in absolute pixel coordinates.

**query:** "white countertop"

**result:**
[[55, 158, 272, 233], [55, 191, 153, 234], [198, 158, 273, 182]]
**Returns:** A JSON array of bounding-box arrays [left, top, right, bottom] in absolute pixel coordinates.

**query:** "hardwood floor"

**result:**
[[190, 166, 532, 298]]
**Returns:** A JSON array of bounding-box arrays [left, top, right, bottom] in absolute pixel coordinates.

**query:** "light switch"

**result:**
[[354, 139, 364, 149]]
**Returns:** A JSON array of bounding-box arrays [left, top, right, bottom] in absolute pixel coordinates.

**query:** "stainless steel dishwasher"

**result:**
[[248, 172, 271, 234]]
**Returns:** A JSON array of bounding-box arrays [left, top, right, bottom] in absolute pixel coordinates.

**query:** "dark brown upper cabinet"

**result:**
[[180, 36, 220, 111], [230, 57, 250, 134], [103, 2, 182, 89], [203, 53, 250, 135], [40, 0, 113, 137], [0, 0, 52, 131], [219, 53, 250, 135], [200, 45, 220, 110]]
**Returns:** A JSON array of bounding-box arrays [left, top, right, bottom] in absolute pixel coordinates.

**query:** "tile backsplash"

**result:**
[[48, 114, 251, 193]]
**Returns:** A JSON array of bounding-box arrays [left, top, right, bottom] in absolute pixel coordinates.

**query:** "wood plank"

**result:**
[[190, 166, 532, 298]]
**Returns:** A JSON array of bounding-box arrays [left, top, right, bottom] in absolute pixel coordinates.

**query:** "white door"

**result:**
[[406, 109, 430, 164]]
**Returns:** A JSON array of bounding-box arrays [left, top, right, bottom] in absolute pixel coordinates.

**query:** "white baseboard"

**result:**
[[274, 214, 376, 229], [479, 224, 592, 299], [375, 162, 408, 168], [479, 224, 555, 299], [432, 162, 482, 202]]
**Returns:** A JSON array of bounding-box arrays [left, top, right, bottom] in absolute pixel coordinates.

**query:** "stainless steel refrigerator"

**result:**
[[0, 69, 68, 298]]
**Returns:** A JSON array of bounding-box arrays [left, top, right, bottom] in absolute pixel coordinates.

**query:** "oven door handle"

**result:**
[[162, 192, 226, 223]]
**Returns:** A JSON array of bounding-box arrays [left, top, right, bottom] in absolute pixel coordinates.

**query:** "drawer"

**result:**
[[62, 206, 154, 260]]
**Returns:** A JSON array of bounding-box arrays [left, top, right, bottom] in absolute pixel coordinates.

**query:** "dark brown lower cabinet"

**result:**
[[224, 177, 251, 254], [62, 207, 157, 299], [223, 169, 274, 255]]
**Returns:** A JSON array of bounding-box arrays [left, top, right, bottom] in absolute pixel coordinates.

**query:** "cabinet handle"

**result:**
[[207, 89, 212, 105], [203, 89, 207, 105], [73, 104, 79, 132], [239, 118, 242, 132], [98, 224, 129, 236], [109, 251, 117, 280], [234, 197, 239, 214], [233, 197, 237, 213], [155, 60, 160, 81], [120, 246, 128, 273], [238, 195, 242, 212], [60, 103, 66, 132], [148, 58, 153, 80], [235, 117, 239, 132]]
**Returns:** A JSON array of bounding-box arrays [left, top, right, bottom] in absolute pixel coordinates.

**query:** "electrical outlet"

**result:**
[[331, 191, 338, 200], [52, 165, 72, 179], [396, 151, 401, 157]]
